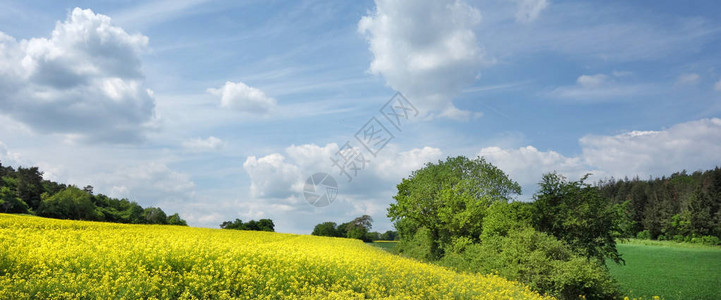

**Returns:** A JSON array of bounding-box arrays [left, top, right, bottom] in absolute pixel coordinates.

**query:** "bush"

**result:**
[[440, 227, 621, 300], [396, 227, 436, 262], [636, 230, 651, 240], [691, 235, 721, 245], [673, 234, 685, 243]]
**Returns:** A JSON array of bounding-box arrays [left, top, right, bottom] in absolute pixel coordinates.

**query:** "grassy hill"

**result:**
[[607, 239, 721, 300], [0, 214, 547, 299]]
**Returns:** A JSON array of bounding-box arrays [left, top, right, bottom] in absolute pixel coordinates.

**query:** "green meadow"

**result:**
[[608, 240, 721, 300]]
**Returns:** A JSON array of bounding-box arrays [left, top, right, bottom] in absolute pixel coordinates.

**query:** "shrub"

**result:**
[[691, 235, 721, 246], [396, 227, 436, 262], [673, 234, 685, 243], [636, 230, 651, 240], [440, 227, 621, 300]]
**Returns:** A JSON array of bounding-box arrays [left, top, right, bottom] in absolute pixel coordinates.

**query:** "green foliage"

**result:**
[[312, 222, 341, 237], [16, 167, 44, 210], [142, 207, 168, 224], [345, 215, 374, 242], [0, 161, 188, 225], [533, 173, 624, 264], [311, 215, 375, 242], [0, 186, 29, 213], [379, 230, 398, 241], [37, 186, 103, 220], [690, 235, 721, 245], [597, 167, 721, 242], [395, 227, 436, 262], [636, 230, 651, 240], [166, 213, 188, 226], [388, 156, 520, 259], [387, 158, 625, 299], [441, 227, 620, 300], [220, 218, 275, 231], [480, 201, 533, 241]]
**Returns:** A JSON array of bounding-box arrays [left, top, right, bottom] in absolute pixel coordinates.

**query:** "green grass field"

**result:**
[[607, 240, 721, 300], [370, 241, 397, 252]]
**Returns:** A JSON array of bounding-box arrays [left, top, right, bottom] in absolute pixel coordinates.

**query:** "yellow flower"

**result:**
[[0, 213, 550, 299]]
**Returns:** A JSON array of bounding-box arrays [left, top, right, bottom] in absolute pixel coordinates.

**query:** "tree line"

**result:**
[[0, 161, 187, 225], [311, 215, 398, 242], [220, 218, 275, 232], [598, 167, 721, 244]]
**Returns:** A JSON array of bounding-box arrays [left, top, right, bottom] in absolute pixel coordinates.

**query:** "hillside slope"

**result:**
[[0, 214, 548, 299]]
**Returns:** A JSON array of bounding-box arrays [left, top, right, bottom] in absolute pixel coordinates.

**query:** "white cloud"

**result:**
[[0, 8, 156, 143], [240, 143, 441, 233], [207, 81, 277, 114], [515, 0, 549, 23], [580, 118, 721, 178], [243, 143, 441, 199], [358, 0, 485, 120], [713, 78, 721, 91], [0, 141, 24, 168], [182, 136, 225, 151], [243, 153, 303, 199], [97, 162, 196, 206], [476, 119, 721, 197], [479, 145, 589, 195], [373, 146, 443, 181], [577, 74, 608, 88], [676, 73, 700, 85], [548, 72, 653, 101]]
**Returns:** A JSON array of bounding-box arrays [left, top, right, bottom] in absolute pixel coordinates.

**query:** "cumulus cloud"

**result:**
[[182, 136, 225, 151], [207, 81, 277, 114], [548, 72, 652, 101], [514, 0, 549, 23], [240, 142, 442, 233], [358, 0, 485, 120], [373, 146, 443, 181], [243, 143, 442, 200], [714, 79, 721, 91], [243, 153, 304, 199], [676, 73, 700, 85], [479, 145, 588, 193], [0, 8, 156, 143], [580, 118, 721, 178]]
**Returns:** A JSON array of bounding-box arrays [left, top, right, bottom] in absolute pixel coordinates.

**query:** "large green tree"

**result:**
[[16, 167, 44, 210], [0, 186, 29, 213], [37, 186, 102, 220], [312, 221, 340, 237], [533, 173, 624, 264], [388, 156, 520, 259]]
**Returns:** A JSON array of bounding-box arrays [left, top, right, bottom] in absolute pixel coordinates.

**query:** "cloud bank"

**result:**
[[0, 8, 156, 143]]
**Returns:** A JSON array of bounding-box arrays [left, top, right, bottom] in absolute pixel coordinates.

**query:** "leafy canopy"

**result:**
[[388, 156, 521, 258]]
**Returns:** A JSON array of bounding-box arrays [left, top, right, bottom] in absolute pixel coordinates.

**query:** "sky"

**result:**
[[1, 0, 720, 234]]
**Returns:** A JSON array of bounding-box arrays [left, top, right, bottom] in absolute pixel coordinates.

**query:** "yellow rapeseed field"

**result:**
[[0, 214, 550, 299]]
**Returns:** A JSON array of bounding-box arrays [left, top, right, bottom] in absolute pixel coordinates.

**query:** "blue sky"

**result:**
[[1, 0, 720, 233]]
